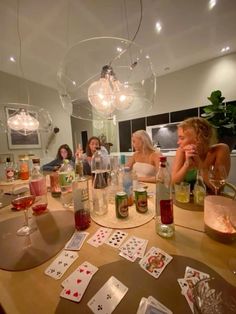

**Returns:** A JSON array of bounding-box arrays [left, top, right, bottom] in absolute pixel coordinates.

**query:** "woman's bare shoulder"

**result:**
[[210, 143, 230, 153]]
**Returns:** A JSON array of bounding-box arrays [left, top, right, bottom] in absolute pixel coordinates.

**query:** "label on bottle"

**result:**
[[59, 171, 75, 186], [160, 199, 173, 224]]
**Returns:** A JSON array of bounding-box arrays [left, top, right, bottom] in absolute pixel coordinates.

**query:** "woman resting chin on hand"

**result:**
[[171, 117, 230, 191]]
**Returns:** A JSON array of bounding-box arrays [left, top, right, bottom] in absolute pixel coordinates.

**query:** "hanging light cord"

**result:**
[[16, 0, 30, 105], [130, 0, 143, 43], [109, 0, 143, 66]]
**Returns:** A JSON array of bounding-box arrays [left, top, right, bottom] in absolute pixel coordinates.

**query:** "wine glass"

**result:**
[[208, 165, 227, 195], [228, 210, 236, 275], [11, 195, 36, 236]]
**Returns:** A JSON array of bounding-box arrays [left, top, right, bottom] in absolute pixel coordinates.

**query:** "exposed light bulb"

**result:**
[[7, 109, 39, 132], [88, 65, 134, 116]]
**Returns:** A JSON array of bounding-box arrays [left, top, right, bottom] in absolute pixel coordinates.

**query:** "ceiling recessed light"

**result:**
[[155, 21, 162, 33], [145, 55, 150, 59], [209, 0, 217, 10], [221, 46, 230, 53], [72, 81, 76, 86], [10, 56, 16, 62]]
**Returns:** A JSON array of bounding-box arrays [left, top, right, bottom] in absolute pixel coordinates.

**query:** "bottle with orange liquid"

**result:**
[[19, 158, 29, 180]]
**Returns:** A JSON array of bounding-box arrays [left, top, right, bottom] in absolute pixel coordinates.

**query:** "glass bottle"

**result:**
[[91, 148, 108, 215], [75, 143, 84, 179], [122, 167, 134, 206], [50, 169, 61, 198], [155, 156, 174, 238], [19, 158, 29, 180], [193, 169, 206, 206], [58, 159, 75, 207], [5, 157, 14, 182], [29, 158, 48, 214], [72, 178, 90, 230]]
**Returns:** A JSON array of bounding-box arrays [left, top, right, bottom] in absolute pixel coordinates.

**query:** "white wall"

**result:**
[[152, 52, 236, 115], [0, 71, 73, 167]]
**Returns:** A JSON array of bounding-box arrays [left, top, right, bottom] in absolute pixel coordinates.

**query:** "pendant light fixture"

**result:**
[[6, 0, 43, 135], [7, 108, 39, 132], [57, 0, 155, 122]]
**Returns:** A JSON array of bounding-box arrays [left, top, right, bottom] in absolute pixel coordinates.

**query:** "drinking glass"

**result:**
[[208, 165, 227, 195], [11, 195, 36, 236], [193, 277, 236, 313]]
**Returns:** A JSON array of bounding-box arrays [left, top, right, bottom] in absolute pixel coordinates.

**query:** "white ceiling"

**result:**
[[1, 0, 236, 90]]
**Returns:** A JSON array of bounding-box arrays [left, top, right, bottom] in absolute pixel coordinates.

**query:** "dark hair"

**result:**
[[86, 136, 101, 157], [56, 144, 73, 160]]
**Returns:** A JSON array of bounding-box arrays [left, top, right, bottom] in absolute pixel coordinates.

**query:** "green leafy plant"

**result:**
[[201, 90, 236, 137]]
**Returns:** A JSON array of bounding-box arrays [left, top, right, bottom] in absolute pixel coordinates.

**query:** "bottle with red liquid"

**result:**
[[155, 156, 174, 238], [29, 158, 48, 215], [72, 178, 90, 230]]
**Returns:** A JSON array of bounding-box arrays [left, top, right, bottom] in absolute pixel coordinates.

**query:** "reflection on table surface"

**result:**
[[0, 182, 236, 314]]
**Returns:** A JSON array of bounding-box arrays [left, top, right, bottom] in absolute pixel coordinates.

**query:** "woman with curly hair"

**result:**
[[171, 117, 230, 190]]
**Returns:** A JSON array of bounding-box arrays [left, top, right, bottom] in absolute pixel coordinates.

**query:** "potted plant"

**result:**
[[201, 90, 236, 150]]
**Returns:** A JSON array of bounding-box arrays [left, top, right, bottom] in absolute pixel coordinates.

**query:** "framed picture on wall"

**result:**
[[5, 107, 41, 149]]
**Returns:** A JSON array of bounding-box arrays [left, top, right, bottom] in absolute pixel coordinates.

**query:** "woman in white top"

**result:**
[[126, 130, 161, 183]]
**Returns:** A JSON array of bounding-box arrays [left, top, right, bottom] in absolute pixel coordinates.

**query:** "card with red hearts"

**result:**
[[60, 261, 98, 303]]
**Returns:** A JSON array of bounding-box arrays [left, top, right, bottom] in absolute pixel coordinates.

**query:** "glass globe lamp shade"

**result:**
[[4, 104, 53, 136], [7, 109, 39, 132], [57, 37, 156, 122]]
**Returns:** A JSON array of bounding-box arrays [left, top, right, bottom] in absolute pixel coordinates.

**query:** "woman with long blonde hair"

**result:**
[[126, 130, 161, 183]]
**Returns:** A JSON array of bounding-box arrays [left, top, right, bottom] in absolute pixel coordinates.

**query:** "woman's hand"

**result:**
[[182, 144, 200, 168]]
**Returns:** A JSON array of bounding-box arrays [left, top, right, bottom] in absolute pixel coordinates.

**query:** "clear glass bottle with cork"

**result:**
[[155, 156, 174, 238]]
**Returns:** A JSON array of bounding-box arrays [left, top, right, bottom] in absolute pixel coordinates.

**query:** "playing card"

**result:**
[[139, 247, 173, 279], [61, 261, 98, 287], [184, 266, 210, 281], [177, 277, 199, 294], [87, 276, 128, 314], [65, 231, 89, 250], [105, 230, 128, 248], [44, 250, 78, 280], [60, 261, 98, 303], [119, 250, 137, 262], [135, 239, 148, 259], [120, 236, 146, 257], [87, 227, 112, 247]]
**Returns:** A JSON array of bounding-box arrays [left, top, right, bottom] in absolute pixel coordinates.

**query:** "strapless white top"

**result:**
[[133, 162, 157, 177]]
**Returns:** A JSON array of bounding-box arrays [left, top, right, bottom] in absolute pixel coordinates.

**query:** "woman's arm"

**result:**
[[125, 154, 136, 169], [42, 158, 61, 171], [171, 148, 191, 184]]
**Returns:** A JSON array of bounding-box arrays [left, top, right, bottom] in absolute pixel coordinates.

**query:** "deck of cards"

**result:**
[[139, 247, 173, 279], [177, 266, 210, 312], [136, 296, 172, 314], [60, 261, 98, 303], [87, 276, 128, 314], [65, 231, 89, 251]]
